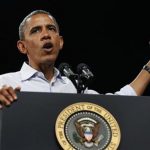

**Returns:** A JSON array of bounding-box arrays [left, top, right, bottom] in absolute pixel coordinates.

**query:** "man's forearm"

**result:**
[[130, 60, 150, 96]]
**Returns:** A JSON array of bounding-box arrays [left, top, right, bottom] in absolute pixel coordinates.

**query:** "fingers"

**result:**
[[0, 85, 20, 108], [15, 86, 21, 92]]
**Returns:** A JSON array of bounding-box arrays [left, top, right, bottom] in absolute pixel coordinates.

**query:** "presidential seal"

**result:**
[[55, 102, 121, 150]]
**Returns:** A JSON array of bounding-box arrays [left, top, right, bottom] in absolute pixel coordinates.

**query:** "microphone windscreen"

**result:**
[[58, 62, 70, 73], [77, 63, 89, 73]]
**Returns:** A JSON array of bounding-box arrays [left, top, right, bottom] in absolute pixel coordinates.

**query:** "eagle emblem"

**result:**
[[73, 117, 104, 148]]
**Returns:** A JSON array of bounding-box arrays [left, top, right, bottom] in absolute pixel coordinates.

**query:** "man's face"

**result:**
[[18, 13, 63, 68]]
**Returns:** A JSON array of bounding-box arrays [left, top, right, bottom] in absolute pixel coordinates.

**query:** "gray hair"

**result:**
[[19, 10, 60, 40]]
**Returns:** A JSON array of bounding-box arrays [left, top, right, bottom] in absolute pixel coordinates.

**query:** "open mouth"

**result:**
[[42, 42, 53, 52]]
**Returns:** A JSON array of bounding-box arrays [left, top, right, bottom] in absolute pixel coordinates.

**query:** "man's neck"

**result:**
[[28, 62, 55, 81]]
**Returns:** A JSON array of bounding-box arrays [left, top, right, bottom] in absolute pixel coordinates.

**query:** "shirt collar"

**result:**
[[20, 62, 66, 84], [52, 67, 66, 84]]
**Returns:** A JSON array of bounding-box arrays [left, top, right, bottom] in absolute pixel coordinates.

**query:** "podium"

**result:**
[[0, 92, 150, 150]]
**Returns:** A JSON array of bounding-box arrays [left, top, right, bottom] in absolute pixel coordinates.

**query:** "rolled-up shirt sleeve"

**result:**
[[85, 84, 137, 96], [106, 84, 137, 96]]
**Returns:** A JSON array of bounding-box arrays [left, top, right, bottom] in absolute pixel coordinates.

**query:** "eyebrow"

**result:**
[[30, 24, 57, 31], [29, 25, 41, 33]]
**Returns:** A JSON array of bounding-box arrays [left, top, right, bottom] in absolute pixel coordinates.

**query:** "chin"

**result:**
[[40, 54, 57, 64], [42, 58, 56, 65]]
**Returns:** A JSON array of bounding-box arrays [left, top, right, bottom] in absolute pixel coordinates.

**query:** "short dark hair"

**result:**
[[19, 10, 60, 40]]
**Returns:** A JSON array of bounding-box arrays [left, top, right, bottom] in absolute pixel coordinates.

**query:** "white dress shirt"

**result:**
[[0, 62, 136, 95]]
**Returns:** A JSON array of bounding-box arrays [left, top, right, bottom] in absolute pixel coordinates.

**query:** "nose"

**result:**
[[41, 28, 51, 40]]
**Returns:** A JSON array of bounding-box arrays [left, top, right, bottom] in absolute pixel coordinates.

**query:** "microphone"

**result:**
[[58, 63, 79, 89], [58, 63, 78, 78], [77, 63, 94, 81]]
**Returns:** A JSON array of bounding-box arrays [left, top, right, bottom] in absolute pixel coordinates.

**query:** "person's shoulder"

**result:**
[[0, 71, 20, 79], [0, 71, 21, 88]]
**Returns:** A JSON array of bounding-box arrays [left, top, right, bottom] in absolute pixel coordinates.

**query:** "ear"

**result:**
[[17, 40, 27, 54], [59, 36, 64, 50]]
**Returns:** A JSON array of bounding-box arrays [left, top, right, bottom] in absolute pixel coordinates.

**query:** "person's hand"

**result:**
[[0, 85, 21, 109]]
